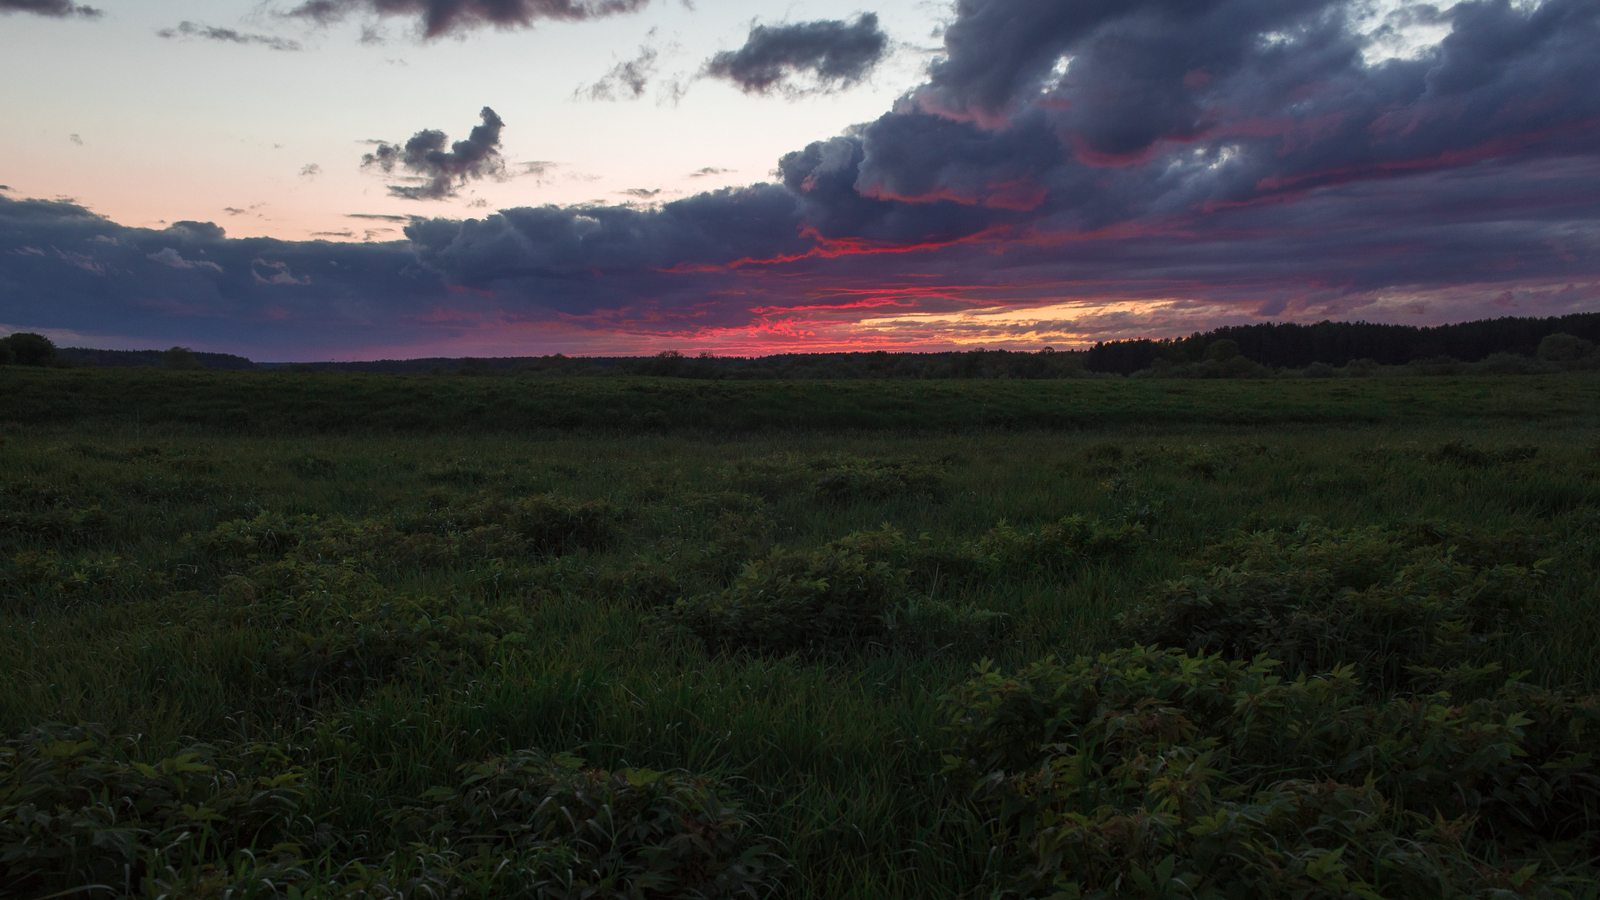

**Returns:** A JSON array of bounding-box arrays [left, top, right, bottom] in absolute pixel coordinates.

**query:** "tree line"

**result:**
[[1084, 313, 1600, 375]]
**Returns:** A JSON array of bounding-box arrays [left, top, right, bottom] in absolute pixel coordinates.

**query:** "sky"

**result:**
[[1, 0, 1597, 361]]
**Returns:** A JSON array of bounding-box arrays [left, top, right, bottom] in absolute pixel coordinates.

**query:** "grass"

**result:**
[[4, 367, 1600, 432], [2, 373, 1600, 897]]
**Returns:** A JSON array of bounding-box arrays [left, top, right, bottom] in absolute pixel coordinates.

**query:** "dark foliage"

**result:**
[[1122, 521, 1549, 692], [1086, 313, 1600, 374], [0, 333, 56, 367]]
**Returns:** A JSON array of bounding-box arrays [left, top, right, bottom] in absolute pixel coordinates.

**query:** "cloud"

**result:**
[[252, 258, 311, 285], [69, 134, 83, 145], [688, 167, 732, 178], [156, 21, 304, 51], [284, 0, 650, 38], [147, 247, 224, 272], [4, 0, 1600, 358], [577, 40, 658, 101], [705, 13, 888, 95], [0, 1, 100, 18], [300, 163, 322, 178], [362, 107, 506, 201]]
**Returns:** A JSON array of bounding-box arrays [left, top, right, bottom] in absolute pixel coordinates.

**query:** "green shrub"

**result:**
[[382, 750, 786, 898], [424, 494, 618, 556], [0, 550, 166, 609], [826, 518, 1141, 594], [663, 515, 1142, 655], [0, 724, 308, 898], [661, 540, 912, 655], [975, 516, 1143, 574], [1122, 522, 1549, 691], [0, 507, 111, 544], [205, 560, 531, 699], [807, 457, 947, 504], [941, 648, 1600, 899], [1536, 332, 1594, 362], [592, 557, 689, 607], [188, 512, 319, 566]]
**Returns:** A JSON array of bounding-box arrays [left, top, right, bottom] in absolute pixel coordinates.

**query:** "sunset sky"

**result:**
[[2, 0, 1597, 361]]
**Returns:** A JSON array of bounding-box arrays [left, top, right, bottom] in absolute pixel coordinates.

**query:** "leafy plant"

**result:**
[[385, 750, 786, 898], [941, 648, 1600, 899], [0, 724, 308, 899], [661, 539, 913, 655], [807, 457, 947, 505], [1121, 521, 1550, 691]]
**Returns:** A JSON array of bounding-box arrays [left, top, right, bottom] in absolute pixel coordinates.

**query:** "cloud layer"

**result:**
[[3, 0, 1598, 358]]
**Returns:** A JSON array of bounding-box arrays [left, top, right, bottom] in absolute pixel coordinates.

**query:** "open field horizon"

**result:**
[[6, 367, 1600, 435]]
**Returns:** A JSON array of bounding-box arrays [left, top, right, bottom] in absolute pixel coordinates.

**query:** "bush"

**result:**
[[661, 540, 912, 655], [1471, 351, 1544, 375], [381, 750, 786, 898], [0, 724, 308, 898], [429, 494, 618, 556], [1121, 521, 1548, 692], [1536, 332, 1594, 362], [162, 346, 203, 370], [0, 332, 56, 367], [661, 517, 1138, 655], [808, 458, 947, 505], [2, 729, 783, 900], [940, 648, 1600, 899]]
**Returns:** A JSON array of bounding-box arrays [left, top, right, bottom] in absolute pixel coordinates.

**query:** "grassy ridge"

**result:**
[[5, 367, 1600, 431], [3, 386, 1600, 897]]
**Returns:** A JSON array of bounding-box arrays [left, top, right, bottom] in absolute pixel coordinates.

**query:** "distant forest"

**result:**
[[1084, 312, 1600, 375], [42, 311, 1600, 378], [56, 347, 259, 371]]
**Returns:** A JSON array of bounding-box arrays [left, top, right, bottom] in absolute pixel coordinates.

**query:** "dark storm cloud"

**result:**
[[363, 107, 506, 201], [404, 183, 807, 286], [1, 0, 100, 17], [851, 0, 1600, 231], [0, 194, 435, 357], [5, 0, 1599, 356], [285, 0, 650, 38], [705, 13, 888, 95], [156, 22, 304, 51]]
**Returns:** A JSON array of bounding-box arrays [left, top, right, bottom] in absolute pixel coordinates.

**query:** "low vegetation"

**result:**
[[2, 375, 1599, 898]]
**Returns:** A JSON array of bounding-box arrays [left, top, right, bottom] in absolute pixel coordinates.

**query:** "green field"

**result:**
[[3, 371, 1599, 898], [6, 367, 1600, 432]]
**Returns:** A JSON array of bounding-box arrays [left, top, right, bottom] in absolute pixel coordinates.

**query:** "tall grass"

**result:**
[[3, 411, 1599, 897]]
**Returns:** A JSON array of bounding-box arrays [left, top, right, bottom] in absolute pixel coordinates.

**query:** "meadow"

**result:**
[[3, 369, 1600, 898]]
